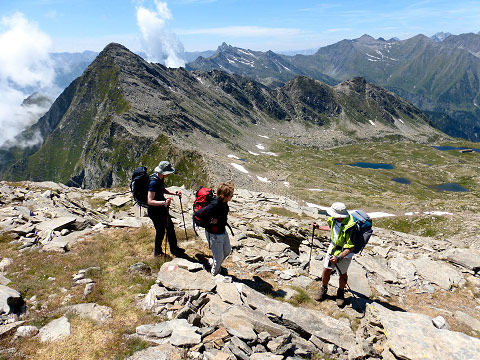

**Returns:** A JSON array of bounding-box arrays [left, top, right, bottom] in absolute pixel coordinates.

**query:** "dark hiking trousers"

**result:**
[[148, 207, 178, 255]]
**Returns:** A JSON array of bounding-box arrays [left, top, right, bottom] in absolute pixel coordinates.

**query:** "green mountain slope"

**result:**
[[1, 43, 445, 189]]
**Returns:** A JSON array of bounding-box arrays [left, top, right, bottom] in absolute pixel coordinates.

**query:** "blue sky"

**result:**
[[1, 0, 480, 54]]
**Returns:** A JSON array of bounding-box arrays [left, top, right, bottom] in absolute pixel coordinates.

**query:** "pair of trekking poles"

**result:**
[[163, 192, 188, 254], [308, 222, 361, 310]]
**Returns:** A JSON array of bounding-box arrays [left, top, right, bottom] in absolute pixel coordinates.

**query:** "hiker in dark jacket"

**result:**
[[147, 161, 184, 257], [195, 182, 234, 276], [313, 202, 355, 306]]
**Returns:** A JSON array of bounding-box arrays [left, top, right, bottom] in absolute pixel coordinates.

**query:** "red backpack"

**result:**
[[192, 187, 215, 235]]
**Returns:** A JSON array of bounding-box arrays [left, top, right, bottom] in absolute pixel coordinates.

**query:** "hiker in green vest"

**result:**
[[313, 202, 356, 306]]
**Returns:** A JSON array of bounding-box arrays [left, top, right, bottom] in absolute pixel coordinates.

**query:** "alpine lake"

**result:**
[[239, 139, 480, 238]]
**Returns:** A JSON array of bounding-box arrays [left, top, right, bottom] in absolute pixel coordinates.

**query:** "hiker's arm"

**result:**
[[335, 248, 352, 261], [147, 191, 171, 207], [164, 189, 181, 197], [313, 222, 330, 231]]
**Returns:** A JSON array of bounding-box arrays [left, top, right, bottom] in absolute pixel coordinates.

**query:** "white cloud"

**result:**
[[136, 0, 185, 67], [0, 12, 54, 147], [178, 26, 302, 38]]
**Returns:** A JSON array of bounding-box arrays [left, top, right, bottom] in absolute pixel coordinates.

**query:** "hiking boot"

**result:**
[[170, 247, 185, 257], [336, 288, 346, 307], [314, 286, 328, 301]]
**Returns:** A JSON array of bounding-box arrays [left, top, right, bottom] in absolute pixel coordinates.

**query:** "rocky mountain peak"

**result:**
[[218, 42, 233, 52]]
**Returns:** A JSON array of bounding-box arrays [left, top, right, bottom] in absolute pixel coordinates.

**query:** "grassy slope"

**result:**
[[234, 139, 480, 238]]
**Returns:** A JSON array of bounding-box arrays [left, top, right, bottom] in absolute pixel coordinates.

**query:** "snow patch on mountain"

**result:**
[[230, 163, 248, 173]]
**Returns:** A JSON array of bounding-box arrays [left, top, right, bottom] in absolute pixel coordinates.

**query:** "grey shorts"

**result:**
[[323, 252, 352, 274]]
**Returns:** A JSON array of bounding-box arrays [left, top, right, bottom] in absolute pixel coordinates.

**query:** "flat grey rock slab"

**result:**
[[92, 191, 117, 200], [440, 248, 480, 273], [347, 262, 372, 298], [65, 303, 113, 322], [170, 325, 201, 347], [355, 254, 398, 283], [291, 275, 314, 289], [0, 285, 21, 314], [250, 353, 283, 360], [0, 274, 11, 286], [0, 321, 24, 336], [454, 311, 480, 332], [307, 258, 324, 278], [37, 316, 70, 342], [14, 325, 39, 338], [413, 256, 463, 290], [36, 216, 76, 233], [136, 322, 175, 341], [216, 281, 243, 305], [126, 344, 182, 360], [200, 294, 231, 327], [42, 229, 91, 252], [241, 285, 355, 350], [387, 254, 416, 281], [168, 258, 204, 272], [109, 217, 149, 228], [109, 196, 131, 207], [222, 309, 257, 341], [221, 304, 288, 339], [368, 303, 480, 360], [9, 223, 35, 235], [156, 262, 216, 292]]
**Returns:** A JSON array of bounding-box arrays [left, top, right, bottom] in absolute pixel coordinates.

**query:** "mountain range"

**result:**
[[188, 32, 480, 141], [0, 43, 445, 189]]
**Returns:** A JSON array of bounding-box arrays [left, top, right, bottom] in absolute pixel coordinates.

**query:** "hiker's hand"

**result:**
[[330, 255, 338, 264], [175, 191, 182, 198], [312, 222, 318, 229], [165, 198, 172, 206]]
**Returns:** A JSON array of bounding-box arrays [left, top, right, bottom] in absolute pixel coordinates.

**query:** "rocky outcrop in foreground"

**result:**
[[1, 181, 480, 359]]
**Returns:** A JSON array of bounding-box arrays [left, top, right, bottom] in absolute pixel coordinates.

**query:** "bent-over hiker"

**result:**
[[313, 202, 356, 306], [147, 161, 184, 257], [195, 182, 234, 276]]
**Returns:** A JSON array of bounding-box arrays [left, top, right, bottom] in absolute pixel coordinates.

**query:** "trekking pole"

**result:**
[[308, 222, 316, 274], [164, 206, 169, 255], [177, 192, 188, 241]]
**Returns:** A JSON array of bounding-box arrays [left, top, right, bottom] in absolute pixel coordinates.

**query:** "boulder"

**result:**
[[126, 344, 183, 360], [37, 316, 71, 342], [156, 262, 216, 292], [0, 285, 22, 314], [363, 303, 480, 360], [241, 285, 356, 350], [65, 303, 113, 322], [413, 256, 463, 290], [36, 216, 76, 233]]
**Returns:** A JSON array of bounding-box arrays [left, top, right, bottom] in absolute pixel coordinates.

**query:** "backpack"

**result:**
[[192, 186, 234, 237], [192, 187, 215, 235], [130, 166, 151, 208], [350, 210, 373, 254]]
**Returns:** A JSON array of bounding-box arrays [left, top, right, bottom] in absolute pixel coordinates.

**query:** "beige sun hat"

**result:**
[[154, 161, 175, 175], [327, 202, 349, 218]]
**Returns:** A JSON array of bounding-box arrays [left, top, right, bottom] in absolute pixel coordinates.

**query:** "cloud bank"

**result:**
[[136, 0, 185, 68], [0, 12, 55, 147]]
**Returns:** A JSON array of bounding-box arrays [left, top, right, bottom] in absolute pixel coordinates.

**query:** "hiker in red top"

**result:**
[[195, 182, 234, 276], [147, 161, 184, 257]]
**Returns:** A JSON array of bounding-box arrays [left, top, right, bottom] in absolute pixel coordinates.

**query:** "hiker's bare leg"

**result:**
[[339, 272, 348, 290], [322, 268, 332, 287]]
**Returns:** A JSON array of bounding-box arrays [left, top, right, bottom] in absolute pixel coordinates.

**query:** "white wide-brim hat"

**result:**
[[327, 202, 349, 218]]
